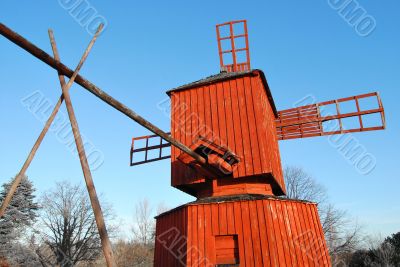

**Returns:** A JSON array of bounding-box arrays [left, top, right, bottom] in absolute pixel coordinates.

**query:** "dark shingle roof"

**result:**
[[155, 194, 315, 219], [165, 69, 278, 116]]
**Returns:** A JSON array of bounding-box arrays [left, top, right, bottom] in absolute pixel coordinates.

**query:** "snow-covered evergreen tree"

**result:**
[[0, 175, 39, 262]]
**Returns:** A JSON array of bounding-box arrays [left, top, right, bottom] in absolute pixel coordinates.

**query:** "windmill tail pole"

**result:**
[[0, 22, 206, 166]]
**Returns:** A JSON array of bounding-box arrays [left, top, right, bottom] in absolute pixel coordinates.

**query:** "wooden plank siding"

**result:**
[[154, 198, 331, 266], [169, 71, 285, 197], [154, 206, 187, 266]]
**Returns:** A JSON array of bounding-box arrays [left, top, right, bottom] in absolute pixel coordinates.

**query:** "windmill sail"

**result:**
[[275, 92, 385, 140], [131, 92, 386, 164], [130, 133, 171, 166]]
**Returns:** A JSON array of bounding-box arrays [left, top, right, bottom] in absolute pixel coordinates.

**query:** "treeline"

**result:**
[[335, 233, 400, 266], [0, 169, 399, 266], [0, 176, 156, 267]]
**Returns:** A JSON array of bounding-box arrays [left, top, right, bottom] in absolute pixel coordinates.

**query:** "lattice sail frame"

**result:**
[[130, 92, 385, 163], [130, 133, 171, 166], [275, 92, 386, 140], [216, 20, 251, 72]]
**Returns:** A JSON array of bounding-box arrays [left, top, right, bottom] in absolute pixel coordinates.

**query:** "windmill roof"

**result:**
[[166, 69, 278, 117], [155, 194, 315, 219]]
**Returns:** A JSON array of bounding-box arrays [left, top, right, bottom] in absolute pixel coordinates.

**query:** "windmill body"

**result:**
[[167, 70, 285, 199], [129, 20, 385, 266], [152, 70, 333, 267]]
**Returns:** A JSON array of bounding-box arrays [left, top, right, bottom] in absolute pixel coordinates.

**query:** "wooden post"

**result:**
[[0, 94, 65, 219], [48, 27, 116, 267], [0, 26, 97, 219], [0, 23, 207, 166]]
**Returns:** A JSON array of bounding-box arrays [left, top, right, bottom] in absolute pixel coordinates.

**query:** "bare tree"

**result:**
[[357, 234, 400, 267], [284, 166, 327, 204], [118, 241, 154, 267], [371, 242, 396, 266], [283, 166, 362, 262], [156, 202, 169, 217], [323, 204, 361, 257], [132, 199, 155, 246], [90, 199, 165, 266], [32, 181, 114, 266], [125, 199, 160, 266]]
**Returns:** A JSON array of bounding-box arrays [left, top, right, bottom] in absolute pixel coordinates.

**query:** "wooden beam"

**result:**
[[0, 23, 207, 166], [48, 27, 116, 267]]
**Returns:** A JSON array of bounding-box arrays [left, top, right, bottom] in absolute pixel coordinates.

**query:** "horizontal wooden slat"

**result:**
[[130, 156, 171, 166]]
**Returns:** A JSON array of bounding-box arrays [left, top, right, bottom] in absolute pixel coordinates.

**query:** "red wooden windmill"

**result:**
[[130, 20, 385, 266], [0, 19, 386, 266]]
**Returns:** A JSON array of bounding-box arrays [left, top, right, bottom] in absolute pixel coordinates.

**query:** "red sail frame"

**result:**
[[275, 92, 386, 140], [216, 20, 251, 72], [130, 92, 386, 164], [130, 133, 171, 166]]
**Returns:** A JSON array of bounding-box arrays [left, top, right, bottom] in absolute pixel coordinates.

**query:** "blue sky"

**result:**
[[0, 1, 399, 238]]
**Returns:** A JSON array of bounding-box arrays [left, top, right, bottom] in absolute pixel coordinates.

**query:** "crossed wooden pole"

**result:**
[[0, 25, 116, 266], [0, 22, 210, 266]]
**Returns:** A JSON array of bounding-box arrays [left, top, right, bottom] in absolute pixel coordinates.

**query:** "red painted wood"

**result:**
[[211, 203, 219, 236], [275, 92, 385, 141], [204, 204, 214, 264], [263, 199, 279, 266], [219, 203, 228, 236], [150, 67, 383, 266], [281, 201, 295, 266], [192, 205, 198, 265], [226, 202, 235, 235], [310, 203, 330, 266], [233, 201, 246, 266], [186, 203, 192, 267], [230, 79, 245, 177], [154, 198, 331, 266], [240, 201, 254, 266], [215, 235, 239, 264], [299, 202, 315, 266], [255, 200, 269, 266], [249, 200, 263, 266], [198, 205, 208, 266], [209, 84, 220, 144], [170, 71, 285, 197], [223, 80, 238, 178], [243, 76, 262, 175], [269, 200, 287, 266], [286, 201, 306, 266], [237, 77, 254, 176], [159, 70, 333, 266]]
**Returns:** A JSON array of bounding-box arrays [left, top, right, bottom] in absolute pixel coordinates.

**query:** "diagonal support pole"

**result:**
[[0, 93, 64, 218], [0, 27, 100, 219], [0, 24, 116, 266], [0, 23, 207, 166], [48, 28, 116, 267]]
